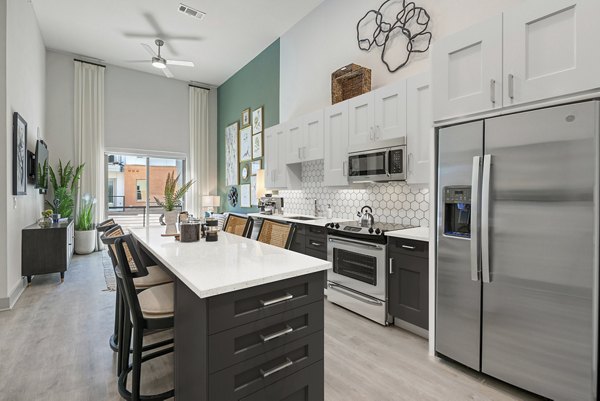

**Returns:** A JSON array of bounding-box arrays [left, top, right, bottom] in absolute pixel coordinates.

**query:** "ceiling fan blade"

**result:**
[[166, 60, 194, 67], [162, 67, 174, 78], [125, 60, 149, 63], [141, 43, 157, 57]]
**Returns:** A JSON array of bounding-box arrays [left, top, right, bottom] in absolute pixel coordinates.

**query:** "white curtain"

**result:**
[[187, 86, 210, 217], [74, 61, 105, 249]]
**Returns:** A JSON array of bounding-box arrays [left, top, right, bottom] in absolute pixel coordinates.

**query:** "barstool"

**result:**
[[114, 234, 175, 401], [101, 226, 172, 358]]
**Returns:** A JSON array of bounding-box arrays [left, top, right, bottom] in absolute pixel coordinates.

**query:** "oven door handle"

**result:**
[[329, 283, 383, 305], [328, 237, 383, 250]]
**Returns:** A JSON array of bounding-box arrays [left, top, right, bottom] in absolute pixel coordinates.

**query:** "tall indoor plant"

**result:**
[[154, 172, 194, 235], [74, 193, 96, 254], [45, 160, 85, 220]]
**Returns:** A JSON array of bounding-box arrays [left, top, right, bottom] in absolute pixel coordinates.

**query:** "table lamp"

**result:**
[[202, 195, 221, 217]]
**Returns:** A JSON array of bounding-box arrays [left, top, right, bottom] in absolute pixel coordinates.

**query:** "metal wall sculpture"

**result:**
[[356, 0, 432, 73]]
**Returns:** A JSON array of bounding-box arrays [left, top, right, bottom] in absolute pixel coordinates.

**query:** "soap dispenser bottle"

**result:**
[[326, 204, 333, 219]]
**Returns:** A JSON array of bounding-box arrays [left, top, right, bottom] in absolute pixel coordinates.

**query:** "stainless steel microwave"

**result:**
[[348, 141, 407, 183]]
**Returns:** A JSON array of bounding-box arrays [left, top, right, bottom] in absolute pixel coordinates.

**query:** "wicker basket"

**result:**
[[331, 64, 372, 104]]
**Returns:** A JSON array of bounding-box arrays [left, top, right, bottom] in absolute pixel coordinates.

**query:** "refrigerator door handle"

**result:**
[[481, 154, 492, 283], [471, 156, 482, 281]]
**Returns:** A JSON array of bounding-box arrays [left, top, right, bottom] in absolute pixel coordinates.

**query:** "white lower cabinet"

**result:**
[[323, 101, 349, 186], [406, 72, 432, 185]]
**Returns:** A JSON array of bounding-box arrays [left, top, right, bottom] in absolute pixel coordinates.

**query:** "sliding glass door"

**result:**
[[105, 153, 186, 228]]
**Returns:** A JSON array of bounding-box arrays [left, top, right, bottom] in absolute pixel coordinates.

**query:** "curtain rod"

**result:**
[[74, 58, 106, 68], [188, 84, 211, 91]]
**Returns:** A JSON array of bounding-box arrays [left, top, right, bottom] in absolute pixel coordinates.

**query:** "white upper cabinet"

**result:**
[[274, 127, 291, 188], [503, 0, 600, 106], [285, 118, 303, 164], [264, 124, 280, 188], [432, 15, 503, 122], [406, 72, 432, 185], [302, 109, 324, 161], [324, 101, 349, 186], [374, 80, 407, 143], [348, 91, 375, 152]]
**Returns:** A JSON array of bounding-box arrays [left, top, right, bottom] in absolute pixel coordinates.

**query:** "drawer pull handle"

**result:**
[[310, 241, 322, 247], [260, 358, 293, 378], [260, 293, 293, 307], [401, 245, 416, 250], [260, 325, 293, 343]]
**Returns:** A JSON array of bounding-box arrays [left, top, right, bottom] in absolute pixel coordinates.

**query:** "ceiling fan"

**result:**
[[141, 39, 194, 78]]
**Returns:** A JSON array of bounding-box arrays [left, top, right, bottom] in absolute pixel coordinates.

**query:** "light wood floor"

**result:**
[[0, 253, 542, 401]]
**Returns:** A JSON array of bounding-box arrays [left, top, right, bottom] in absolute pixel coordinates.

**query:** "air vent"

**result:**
[[178, 3, 206, 20]]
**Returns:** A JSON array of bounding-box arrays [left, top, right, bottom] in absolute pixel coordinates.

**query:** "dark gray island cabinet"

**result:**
[[22, 220, 74, 283], [130, 227, 330, 401]]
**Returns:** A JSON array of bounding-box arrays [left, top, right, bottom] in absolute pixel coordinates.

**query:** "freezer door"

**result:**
[[436, 121, 483, 370], [482, 102, 598, 401]]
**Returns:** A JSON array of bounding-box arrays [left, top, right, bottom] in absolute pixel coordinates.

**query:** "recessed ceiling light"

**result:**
[[178, 3, 206, 21]]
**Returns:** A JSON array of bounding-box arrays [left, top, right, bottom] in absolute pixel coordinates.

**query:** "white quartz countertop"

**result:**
[[247, 213, 349, 227], [385, 226, 430, 242], [129, 226, 331, 299]]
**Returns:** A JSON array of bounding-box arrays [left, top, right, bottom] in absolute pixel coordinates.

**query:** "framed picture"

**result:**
[[241, 108, 251, 128], [13, 112, 27, 195], [251, 160, 262, 175], [240, 184, 251, 208], [252, 133, 263, 159], [239, 126, 253, 162], [240, 162, 250, 184], [225, 122, 239, 186], [251, 175, 258, 206], [252, 107, 263, 134]]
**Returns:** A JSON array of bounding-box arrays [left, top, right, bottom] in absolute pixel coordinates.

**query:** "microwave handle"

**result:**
[[385, 150, 391, 177]]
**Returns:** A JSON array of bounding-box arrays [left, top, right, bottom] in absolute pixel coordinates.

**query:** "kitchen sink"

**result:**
[[287, 216, 317, 221]]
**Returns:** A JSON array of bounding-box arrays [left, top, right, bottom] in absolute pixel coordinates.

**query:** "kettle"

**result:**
[[357, 206, 375, 228]]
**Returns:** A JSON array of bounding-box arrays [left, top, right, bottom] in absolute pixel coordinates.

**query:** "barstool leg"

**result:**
[[120, 316, 132, 379], [131, 326, 144, 401], [110, 286, 121, 352]]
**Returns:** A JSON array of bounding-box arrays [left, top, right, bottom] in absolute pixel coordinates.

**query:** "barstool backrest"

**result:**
[[257, 219, 296, 249], [223, 214, 253, 238], [101, 225, 148, 277], [114, 235, 145, 324], [97, 218, 117, 233]]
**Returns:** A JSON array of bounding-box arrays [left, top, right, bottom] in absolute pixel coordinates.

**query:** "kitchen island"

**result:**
[[129, 226, 330, 401]]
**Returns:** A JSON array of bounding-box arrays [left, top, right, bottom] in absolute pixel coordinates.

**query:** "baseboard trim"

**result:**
[[393, 318, 429, 339], [0, 278, 27, 311]]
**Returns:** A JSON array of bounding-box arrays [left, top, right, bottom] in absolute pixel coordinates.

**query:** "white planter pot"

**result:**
[[75, 229, 96, 255], [163, 210, 179, 235]]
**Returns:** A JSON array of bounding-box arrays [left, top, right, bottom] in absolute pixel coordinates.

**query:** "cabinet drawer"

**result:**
[[209, 301, 324, 373], [305, 248, 327, 261], [306, 225, 326, 236], [389, 238, 428, 258], [305, 236, 326, 253], [241, 360, 324, 401], [209, 331, 324, 401], [208, 272, 325, 334]]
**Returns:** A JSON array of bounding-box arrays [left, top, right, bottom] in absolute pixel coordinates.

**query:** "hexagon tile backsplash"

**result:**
[[278, 160, 430, 227]]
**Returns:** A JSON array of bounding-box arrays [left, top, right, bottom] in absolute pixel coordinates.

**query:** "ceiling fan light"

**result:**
[[152, 57, 166, 69]]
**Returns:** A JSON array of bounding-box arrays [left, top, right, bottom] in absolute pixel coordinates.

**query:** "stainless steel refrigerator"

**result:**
[[436, 101, 598, 401]]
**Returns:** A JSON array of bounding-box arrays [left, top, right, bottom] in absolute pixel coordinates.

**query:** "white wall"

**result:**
[[0, 0, 46, 306], [280, 0, 525, 121], [46, 50, 218, 195]]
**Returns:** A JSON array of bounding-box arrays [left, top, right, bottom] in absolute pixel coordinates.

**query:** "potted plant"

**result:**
[[45, 160, 84, 220], [37, 209, 53, 228], [154, 172, 195, 235], [75, 193, 96, 254]]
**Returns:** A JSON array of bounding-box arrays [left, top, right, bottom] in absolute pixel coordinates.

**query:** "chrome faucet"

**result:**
[[306, 198, 321, 217]]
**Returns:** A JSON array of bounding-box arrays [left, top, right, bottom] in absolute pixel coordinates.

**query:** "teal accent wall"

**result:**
[[217, 39, 280, 213]]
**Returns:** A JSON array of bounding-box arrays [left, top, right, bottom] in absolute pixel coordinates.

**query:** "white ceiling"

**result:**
[[31, 0, 324, 86]]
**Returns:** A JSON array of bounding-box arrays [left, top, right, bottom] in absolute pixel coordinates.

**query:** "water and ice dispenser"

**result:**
[[443, 186, 472, 238]]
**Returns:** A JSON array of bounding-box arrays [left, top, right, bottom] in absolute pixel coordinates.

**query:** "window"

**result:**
[[136, 179, 147, 201]]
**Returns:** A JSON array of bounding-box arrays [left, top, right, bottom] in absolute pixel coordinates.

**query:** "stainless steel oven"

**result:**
[[327, 235, 389, 325], [348, 140, 406, 183]]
